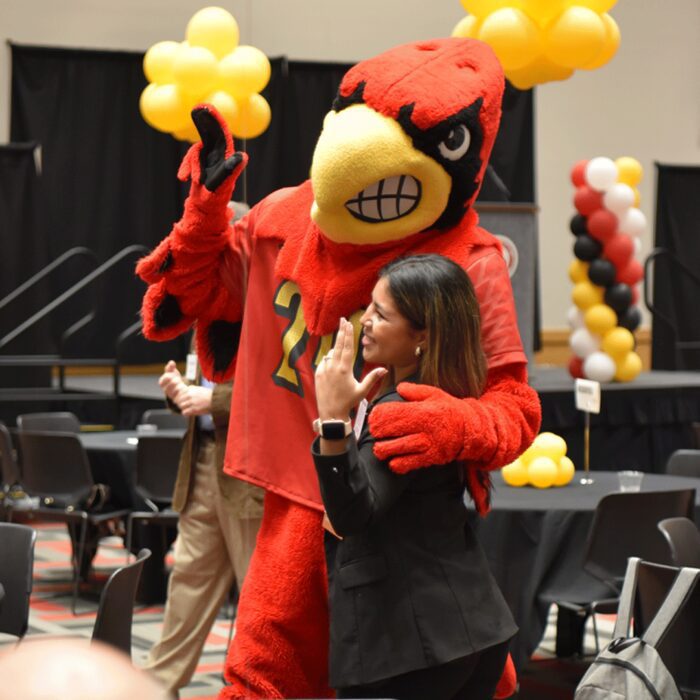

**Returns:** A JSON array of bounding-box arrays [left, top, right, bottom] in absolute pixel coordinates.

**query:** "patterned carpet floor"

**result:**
[[0, 522, 616, 699]]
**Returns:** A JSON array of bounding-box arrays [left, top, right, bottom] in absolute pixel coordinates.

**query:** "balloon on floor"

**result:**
[[452, 1, 620, 90], [140, 6, 272, 142], [567, 156, 645, 383]]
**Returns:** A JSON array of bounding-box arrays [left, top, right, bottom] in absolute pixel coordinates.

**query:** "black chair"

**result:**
[[1, 422, 23, 520], [666, 449, 700, 478], [17, 412, 81, 433], [140, 408, 188, 431], [92, 548, 151, 658], [692, 422, 700, 450], [632, 560, 700, 699], [0, 422, 22, 487], [9, 431, 129, 613], [538, 488, 696, 656], [0, 522, 37, 638], [658, 517, 700, 567], [125, 435, 182, 563]]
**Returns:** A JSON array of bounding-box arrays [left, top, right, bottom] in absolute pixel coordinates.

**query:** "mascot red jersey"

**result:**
[[137, 37, 541, 699]]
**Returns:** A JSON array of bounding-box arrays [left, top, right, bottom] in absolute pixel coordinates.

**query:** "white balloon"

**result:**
[[603, 183, 635, 216], [633, 237, 643, 256], [583, 351, 617, 383], [585, 157, 619, 192], [570, 327, 600, 359], [567, 306, 585, 330], [620, 207, 647, 237]]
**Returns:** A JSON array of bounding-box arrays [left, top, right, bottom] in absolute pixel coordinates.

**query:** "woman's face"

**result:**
[[360, 277, 426, 379]]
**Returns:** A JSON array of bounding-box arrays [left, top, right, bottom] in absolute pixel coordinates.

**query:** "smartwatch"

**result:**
[[313, 418, 353, 440]]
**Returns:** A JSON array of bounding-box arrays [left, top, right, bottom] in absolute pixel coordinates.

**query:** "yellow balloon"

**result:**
[[544, 6, 606, 69], [186, 6, 240, 59], [139, 83, 191, 133], [532, 432, 568, 462], [554, 456, 575, 486], [478, 8, 541, 71], [502, 457, 529, 487], [452, 14, 481, 39], [602, 326, 635, 358], [632, 187, 641, 207], [581, 13, 620, 70], [230, 94, 271, 139], [571, 0, 617, 12], [460, 0, 519, 16], [568, 259, 589, 284], [615, 351, 643, 382], [524, 0, 568, 26], [615, 156, 644, 187], [143, 41, 180, 84], [572, 281, 604, 310], [218, 46, 271, 99], [528, 456, 558, 488], [172, 121, 200, 143], [506, 55, 573, 89], [202, 90, 239, 131], [173, 44, 218, 96], [584, 304, 617, 336]]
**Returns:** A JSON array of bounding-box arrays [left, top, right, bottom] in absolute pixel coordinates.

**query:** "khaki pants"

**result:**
[[144, 438, 261, 693]]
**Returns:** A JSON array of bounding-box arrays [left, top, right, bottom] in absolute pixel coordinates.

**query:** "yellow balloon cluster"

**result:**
[[502, 432, 575, 488], [140, 7, 272, 142], [452, 1, 620, 89]]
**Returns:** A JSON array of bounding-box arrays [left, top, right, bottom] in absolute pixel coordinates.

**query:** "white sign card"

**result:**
[[575, 378, 601, 414]]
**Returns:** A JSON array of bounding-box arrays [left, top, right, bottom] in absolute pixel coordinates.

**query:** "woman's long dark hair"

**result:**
[[379, 254, 486, 399]]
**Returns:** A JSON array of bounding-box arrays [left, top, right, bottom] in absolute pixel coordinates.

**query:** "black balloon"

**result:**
[[570, 213, 588, 236], [605, 283, 633, 312], [574, 234, 603, 261], [618, 306, 642, 332], [588, 259, 617, 287]]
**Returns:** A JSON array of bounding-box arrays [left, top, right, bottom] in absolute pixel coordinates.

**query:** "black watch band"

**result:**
[[313, 418, 353, 440]]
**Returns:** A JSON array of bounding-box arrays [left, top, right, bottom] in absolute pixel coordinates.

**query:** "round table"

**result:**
[[79, 430, 185, 509], [469, 470, 700, 669]]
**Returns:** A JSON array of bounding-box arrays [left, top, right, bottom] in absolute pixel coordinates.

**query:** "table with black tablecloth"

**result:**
[[79, 429, 185, 603], [79, 430, 185, 510], [530, 367, 700, 473], [469, 470, 700, 670]]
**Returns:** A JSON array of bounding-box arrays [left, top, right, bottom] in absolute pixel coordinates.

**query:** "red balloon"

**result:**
[[616, 259, 644, 286], [603, 233, 634, 268], [588, 210, 618, 242], [574, 186, 603, 216], [568, 355, 585, 379], [631, 285, 640, 305], [570, 160, 589, 187]]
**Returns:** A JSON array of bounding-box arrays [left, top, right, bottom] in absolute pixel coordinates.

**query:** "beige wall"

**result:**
[[1, 0, 698, 332]]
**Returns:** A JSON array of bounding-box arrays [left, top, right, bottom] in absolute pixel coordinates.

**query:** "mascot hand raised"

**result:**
[[136, 105, 247, 345]]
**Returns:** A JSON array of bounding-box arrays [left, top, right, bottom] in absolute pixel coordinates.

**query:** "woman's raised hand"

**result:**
[[314, 318, 387, 421]]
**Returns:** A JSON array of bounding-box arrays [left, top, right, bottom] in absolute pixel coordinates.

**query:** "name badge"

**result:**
[[185, 353, 198, 382]]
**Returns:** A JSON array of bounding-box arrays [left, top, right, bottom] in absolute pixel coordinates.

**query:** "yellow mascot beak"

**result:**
[[310, 104, 452, 245]]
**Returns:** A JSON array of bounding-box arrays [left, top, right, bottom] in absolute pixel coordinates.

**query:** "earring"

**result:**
[[415, 346, 422, 358]]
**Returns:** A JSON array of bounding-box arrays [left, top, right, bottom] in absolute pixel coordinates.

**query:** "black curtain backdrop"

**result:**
[[652, 164, 700, 370], [9, 42, 534, 362]]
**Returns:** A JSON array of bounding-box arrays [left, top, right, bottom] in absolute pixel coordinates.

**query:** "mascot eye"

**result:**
[[438, 125, 471, 161]]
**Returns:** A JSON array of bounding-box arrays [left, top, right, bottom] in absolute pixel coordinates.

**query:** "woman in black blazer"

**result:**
[[312, 254, 517, 700]]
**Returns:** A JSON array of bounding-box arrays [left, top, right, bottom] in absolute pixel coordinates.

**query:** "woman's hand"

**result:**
[[314, 317, 387, 421]]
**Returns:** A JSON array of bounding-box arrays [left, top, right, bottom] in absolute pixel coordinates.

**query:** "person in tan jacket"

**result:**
[[144, 359, 263, 695]]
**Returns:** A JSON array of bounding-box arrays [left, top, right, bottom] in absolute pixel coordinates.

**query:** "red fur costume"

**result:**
[[137, 38, 541, 699]]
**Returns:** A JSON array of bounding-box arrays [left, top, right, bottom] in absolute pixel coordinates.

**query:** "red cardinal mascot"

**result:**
[[137, 37, 541, 699]]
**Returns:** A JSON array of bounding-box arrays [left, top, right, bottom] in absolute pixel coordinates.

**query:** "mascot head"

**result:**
[[310, 38, 504, 245]]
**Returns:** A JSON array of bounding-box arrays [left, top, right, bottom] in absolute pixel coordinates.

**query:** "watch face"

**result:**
[[321, 420, 347, 440]]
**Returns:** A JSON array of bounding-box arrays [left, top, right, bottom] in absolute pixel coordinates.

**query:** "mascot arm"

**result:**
[[369, 362, 541, 513], [136, 106, 249, 380]]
